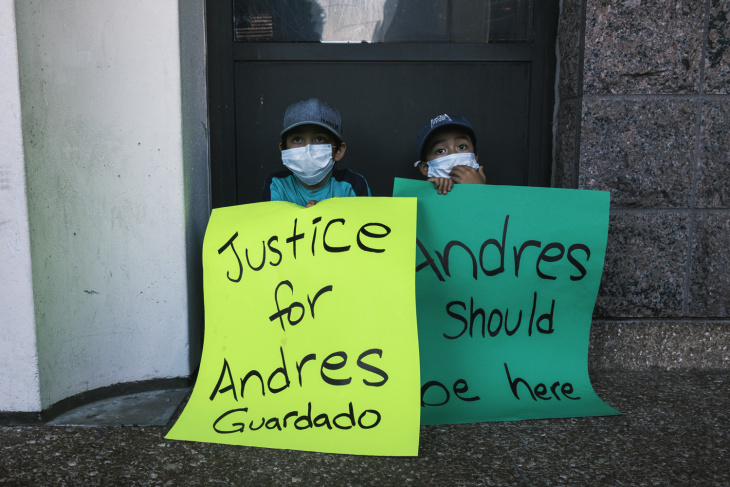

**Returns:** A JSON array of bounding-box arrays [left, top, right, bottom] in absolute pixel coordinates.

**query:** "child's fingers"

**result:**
[[450, 165, 486, 184], [427, 177, 456, 194], [437, 178, 453, 194]]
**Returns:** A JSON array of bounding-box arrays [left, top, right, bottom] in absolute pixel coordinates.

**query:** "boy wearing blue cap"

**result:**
[[263, 98, 371, 207], [415, 114, 486, 194]]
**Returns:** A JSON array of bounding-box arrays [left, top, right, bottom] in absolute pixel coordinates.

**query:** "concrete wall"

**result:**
[[0, 0, 41, 412], [178, 0, 209, 371], [4, 0, 208, 412], [556, 0, 730, 370]]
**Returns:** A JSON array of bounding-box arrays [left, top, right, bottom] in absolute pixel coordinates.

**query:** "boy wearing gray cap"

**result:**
[[263, 98, 371, 207], [414, 113, 486, 195]]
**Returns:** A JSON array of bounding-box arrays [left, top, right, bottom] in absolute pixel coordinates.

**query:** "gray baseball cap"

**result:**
[[417, 113, 476, 160], [280, 98, 343, 140]]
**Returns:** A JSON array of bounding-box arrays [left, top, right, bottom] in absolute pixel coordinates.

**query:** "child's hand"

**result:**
[[306, 200, 318, 208], [450, 165, 486, 185], [427, 177, 454, 195]]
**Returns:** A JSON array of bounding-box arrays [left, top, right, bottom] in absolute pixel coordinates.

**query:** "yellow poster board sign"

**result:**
[[166, 197, 420, 456]]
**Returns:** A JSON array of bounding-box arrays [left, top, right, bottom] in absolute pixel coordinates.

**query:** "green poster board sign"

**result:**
[[393, 179, 620, 424], [166, 197, 421, 456]]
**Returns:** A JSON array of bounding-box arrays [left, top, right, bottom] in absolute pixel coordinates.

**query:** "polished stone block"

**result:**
[[697, 100, 730, 208], [584, 0, 703, 94], [554, 99, 581, 189], [706, 0, 730, 94], [595, 212, 688, 318], [689, 212, 730, 316], [557, 0, 584, 100], [579, 98, 696, 208]]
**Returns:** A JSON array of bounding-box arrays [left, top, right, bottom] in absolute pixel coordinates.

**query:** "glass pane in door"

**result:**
[[233, 0, 533, 43]]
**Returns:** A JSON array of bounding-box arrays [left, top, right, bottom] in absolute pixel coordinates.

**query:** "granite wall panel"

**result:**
[[558, 0, 585, 100], [584, 0, 703, 94], [697, 100, 730, 208], [554, 99, 581, 188], [706, 0, 730, 94], [596, 212, 688, 318], [578, 98, 696, 208], [689, 212, 730, 316]]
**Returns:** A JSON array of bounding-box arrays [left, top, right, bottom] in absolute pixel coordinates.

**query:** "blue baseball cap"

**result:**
[[417, 113, 476, 160], [281, 98, 343, 140]]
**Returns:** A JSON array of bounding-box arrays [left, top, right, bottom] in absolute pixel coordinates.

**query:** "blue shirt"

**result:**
[[263, 167, 371, 207]]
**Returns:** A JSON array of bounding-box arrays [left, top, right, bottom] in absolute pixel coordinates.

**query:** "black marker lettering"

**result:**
[[294, 403, 313, 430], [307, 285, 333, 319], [266, 347, 290, 394], [536, 299, 555, 334], [240, 369, 265, 399], [210, 358, 237, 401], [249, 417, 265, 431], [267, 236, 282, 266], [286, 218, 304, 258], [444, 301, 467, 339], [567, 244, 590, 281], [296, 353, 317, 387], [487, 309, 503, 337], [453, 379, 480, 402], [333, 402, 355, 429], [265, 417, 282, 431], [320, 351, 351, 386], [469, 297, 486, 338], [479, 215, 508, 276], [218, 232, 243, 282], [421, 381, 450, 407], [283, 410, 298, 428], [311, 216, 322, 256], [536, 242, 565, 280], [504, 363, 536, 400], [436, 241, 477, 280], [245, 241, 266, 271], [357, 223, 391, 253], [269, 280, 305, 331], [416, 238, 445, 281], [357, 349, 389, 386], [504, 308, 523, 337], [313, 413, 333, 429], [213, 408, 247, 433], [323, 218, 350, 252], [513, 240, 541, 278], [358, 409, 381, 429]]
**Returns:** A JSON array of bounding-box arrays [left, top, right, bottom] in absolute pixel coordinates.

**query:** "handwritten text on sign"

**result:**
[[166, 197, 421, 456], [392, 179, 620, 424]]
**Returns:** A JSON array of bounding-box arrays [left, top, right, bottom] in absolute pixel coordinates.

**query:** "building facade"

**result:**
[[1, 0, 727, 416]]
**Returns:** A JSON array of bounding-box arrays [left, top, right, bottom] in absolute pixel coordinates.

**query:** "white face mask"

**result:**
[[425, 152, 479, 178], [281, 144, 335, 186]]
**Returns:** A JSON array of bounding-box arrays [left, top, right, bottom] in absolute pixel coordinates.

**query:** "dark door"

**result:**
[[207, 1, 559, 207]]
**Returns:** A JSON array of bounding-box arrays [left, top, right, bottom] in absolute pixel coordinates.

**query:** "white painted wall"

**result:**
[[0, 0, 42, 412], [11, 0, 207, 410]]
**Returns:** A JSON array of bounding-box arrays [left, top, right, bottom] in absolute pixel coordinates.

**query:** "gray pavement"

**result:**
[[1, 369, 728, 486]]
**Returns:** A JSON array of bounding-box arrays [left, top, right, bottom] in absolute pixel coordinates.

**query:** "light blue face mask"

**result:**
[[424, 152, 479, 178], [281, 144, 334, 186]]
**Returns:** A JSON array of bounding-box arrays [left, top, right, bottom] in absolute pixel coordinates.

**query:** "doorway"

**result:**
[[207, 0, 559, 207]]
